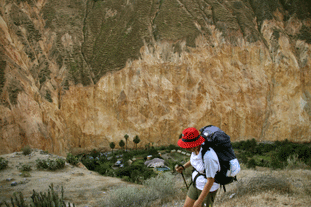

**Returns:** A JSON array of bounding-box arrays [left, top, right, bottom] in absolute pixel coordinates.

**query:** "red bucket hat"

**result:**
[[177, 127, 205, 148]]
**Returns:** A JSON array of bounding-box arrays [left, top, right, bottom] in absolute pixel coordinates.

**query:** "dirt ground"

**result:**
[[0, 149, 136, 207]]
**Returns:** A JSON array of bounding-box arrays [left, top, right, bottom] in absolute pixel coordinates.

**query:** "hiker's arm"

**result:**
[[193, 177, 214, 207], [183, 160, 191, 169], [175, 161, 191, 173]]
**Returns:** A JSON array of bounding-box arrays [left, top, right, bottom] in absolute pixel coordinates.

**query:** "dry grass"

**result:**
[[286, 154, 310, 170], [214, 169, 311, 207], [104, 172, 184, 207]]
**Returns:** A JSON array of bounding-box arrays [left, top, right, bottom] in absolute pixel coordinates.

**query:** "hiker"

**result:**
[[175, 127, 220, 207]]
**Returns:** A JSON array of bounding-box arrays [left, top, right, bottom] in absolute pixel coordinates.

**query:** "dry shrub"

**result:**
[[290, 170, 311, 198], [104, 172, 181, 207], [304, 184, 311, 197], [216, 171, 292, 204], [104, 186, 151, 207], [286, 154, 310, 170], [22, 145, 32, 155], [236, 174, 292, 196]]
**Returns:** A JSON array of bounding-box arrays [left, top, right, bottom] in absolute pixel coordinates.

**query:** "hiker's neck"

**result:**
[[194, 145, 201, 155]]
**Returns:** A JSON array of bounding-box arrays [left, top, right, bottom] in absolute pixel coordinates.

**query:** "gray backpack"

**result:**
[[199, 125, 240, 192]]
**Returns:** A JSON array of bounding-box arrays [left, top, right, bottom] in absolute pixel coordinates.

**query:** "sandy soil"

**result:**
[[0, 149, 135, 207]]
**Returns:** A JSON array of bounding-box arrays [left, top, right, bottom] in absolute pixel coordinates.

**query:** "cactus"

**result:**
[[1, 183, 75, 207], [36, 158, 65, 171], [0, 157, 9, 170]]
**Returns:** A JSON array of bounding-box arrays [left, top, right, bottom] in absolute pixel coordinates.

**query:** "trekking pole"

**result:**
[[175, 164, 189, 190]]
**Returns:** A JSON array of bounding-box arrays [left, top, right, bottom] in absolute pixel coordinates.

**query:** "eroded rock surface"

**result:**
[[0, 0, 310, 155]]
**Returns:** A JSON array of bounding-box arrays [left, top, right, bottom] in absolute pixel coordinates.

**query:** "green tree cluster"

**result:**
[[233, 139, 311, 169]]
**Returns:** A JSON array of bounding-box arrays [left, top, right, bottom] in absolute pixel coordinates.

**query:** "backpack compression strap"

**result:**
[[191, 167, 206, 188], [192, 167, 228, 192]]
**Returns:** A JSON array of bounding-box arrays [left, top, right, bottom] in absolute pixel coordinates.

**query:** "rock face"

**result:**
[[0, 0, 310, 156]]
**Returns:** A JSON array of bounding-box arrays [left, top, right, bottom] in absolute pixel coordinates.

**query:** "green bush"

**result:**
[[131, 159, 144, 167], [270, 156, 284, 169], [0, 183, 75, 207], [142, 169, 157, 180], [106, 168, 115, 177], [22, 145, 32, 155], [232, 141, 244, 150], [254, 145, 263, 155], [246, 138, 257, 154], [90, 149, 99, 158], [130, 170, 140, 183], [115, 160, 156, 183], [261, 143, 277, 153], [121, 176, 130, 182], [122, 152, 132, 161], [66, 153, 79, 166], [54, 158, 65, 169], [20, 171, 31, 177], [167, 144, 179, 151], [237, 152, 248, 164], [36, 158, 65, 171], [157, 146, 166, 150], [95, 163, 111, 175], [36, 158, 48, 169], [246, 158, 256, 169], [230, 140, 310, 170], [97, 155, 107, 164], [277, 145, 294, 162], [81, 156, 97, 171], [18, 163, 32, 171], [296, 145, 311, 162], [147, 148, 158, 157], [0, 157, 8, 170]]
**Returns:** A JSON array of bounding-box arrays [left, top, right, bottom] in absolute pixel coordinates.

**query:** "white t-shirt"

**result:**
[[190, 146, 220, 191]]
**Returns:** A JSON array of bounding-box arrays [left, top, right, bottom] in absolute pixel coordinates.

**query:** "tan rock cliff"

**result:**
[[0, 0, 310, 156]]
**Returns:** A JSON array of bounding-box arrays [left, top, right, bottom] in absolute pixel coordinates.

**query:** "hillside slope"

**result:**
[[0, 150, 133, 207]]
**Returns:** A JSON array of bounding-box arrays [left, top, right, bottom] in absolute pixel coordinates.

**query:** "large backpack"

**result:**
[[198, 125, 240, 192]]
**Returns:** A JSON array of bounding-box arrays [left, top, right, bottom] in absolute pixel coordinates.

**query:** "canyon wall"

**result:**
[[0, 0, 310, 155]]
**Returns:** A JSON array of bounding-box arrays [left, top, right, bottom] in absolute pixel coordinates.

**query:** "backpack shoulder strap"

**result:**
[[201, 144, 209, 160], [200, 142, 210, 166]]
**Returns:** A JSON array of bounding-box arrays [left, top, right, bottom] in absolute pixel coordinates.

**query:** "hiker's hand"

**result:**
[[175, 165, 184, 173]]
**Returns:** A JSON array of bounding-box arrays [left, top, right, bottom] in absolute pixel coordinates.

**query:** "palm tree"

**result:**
[[109, 142, 115, 155], [133, 135, 140, 151], [124, 134, 129, 151], [119, 140, 125, 151]]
